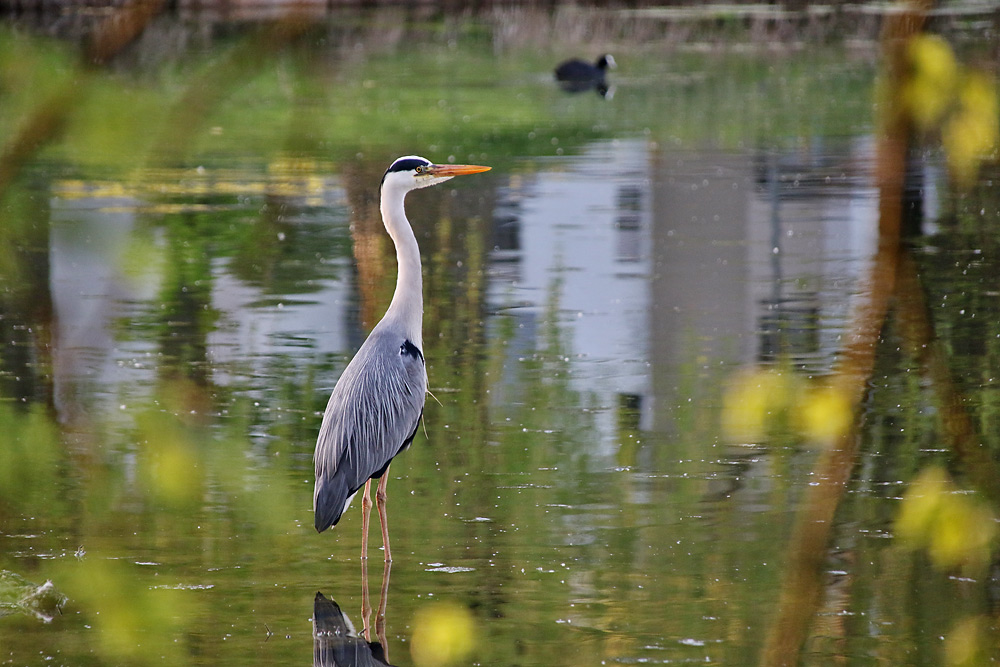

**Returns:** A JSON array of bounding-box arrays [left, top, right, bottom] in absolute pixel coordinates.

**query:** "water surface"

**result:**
[[2, 7, 1000, 666]]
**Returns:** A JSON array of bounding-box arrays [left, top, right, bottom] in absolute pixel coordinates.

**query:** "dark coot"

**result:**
[[554, 54, 616, 97]]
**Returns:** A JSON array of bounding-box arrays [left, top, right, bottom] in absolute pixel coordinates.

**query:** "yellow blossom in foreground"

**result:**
[[897, 466, 997, 572], [721, 369, 797, 442], [723, 368, 853, 445], [942, 71, 999, 188], [410, 602, 477, 667], [794, 383, 853, 443], [945, 616, 988, 667], [903, 34, 958, 131]]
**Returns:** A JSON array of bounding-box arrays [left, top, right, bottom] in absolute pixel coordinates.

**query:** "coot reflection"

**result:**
[[313, 592, 393, 667], [554, 54, 616, 97]]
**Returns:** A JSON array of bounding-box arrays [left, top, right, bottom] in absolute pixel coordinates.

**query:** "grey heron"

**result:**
[[554, 54, 616, 97], [313, 155, 491, 561]]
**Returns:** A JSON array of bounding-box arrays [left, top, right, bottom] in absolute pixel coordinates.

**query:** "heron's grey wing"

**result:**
[[313, 331, 426, 532]]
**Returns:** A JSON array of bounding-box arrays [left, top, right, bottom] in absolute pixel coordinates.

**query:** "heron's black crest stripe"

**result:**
[[388, 157, 431, 173], [380, 157, 432, 188], [400, 339, 423, 361]]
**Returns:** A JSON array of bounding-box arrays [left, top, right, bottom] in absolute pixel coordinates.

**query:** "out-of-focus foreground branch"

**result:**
[[759, 2, 932, 664], [0, 0, 168, 198]]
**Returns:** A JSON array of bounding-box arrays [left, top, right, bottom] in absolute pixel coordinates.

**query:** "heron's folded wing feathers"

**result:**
[[313, 331, 426, 531]]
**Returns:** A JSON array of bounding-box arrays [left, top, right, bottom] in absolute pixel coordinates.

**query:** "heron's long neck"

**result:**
[[380, 190, 423, 347]]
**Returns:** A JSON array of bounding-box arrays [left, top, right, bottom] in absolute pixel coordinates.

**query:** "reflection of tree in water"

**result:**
[[0, 188, 54, 408], [343, 160, 393, 334], [227, 193, 352, 295], [154, 213, 216, 388], [227, 197, 297, 291], [916, 227, 1000, 383]]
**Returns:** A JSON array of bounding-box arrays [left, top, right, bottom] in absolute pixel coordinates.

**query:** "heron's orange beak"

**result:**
[[428, 163, 492, 177]]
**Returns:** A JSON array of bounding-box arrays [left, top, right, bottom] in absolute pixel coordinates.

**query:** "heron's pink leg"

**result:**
[[375, 470, 392, 562], [360, 479, 373, 561], [360, 479, 374, 640]]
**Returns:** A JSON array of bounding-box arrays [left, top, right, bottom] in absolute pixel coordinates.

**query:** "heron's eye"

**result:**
[[415, 166, 424, 174]]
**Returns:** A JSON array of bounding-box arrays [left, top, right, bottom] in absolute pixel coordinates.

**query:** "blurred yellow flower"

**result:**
[[903, 34, 958, 132], [896, 466, 997, 572], [942, 71, 999, 188], [60, 557, 191, 662], [945, 616, 988, 667], [896, 33, 998, 188], [136, 410, 204, 507], [723, 368, 852, 445], [721, 369, 797, 442], [410, 601, 477, 667], [794, 383, 853, 443], [902, 35, 959, 132]]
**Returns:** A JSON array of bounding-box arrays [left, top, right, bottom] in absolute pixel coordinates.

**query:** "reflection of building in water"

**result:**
[[648, 139, 891, 432], [487, 140, 655, 457], [748, 140, 883, 366], [49, 195, 160, 422], [490, 138, 893, 444]]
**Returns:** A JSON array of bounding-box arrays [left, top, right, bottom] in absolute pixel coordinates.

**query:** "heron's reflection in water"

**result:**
[[313, 561, 393, 666]]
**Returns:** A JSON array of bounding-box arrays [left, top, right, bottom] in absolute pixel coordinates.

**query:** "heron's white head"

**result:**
[[380, 155, 491, 195]]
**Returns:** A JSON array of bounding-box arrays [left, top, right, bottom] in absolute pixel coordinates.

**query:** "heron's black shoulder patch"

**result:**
[[400, 339, 424, 361]]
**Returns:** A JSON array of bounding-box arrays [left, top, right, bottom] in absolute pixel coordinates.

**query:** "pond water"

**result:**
[[2, 6, 1000, 666]]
